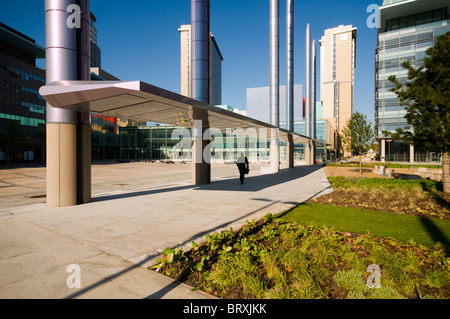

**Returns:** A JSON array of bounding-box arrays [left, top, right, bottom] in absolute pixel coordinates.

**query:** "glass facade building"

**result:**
[[119, 125, 272, 163], [0, 22, 46, 163], [246, 84, 303, 124], [376, 0, 450, 162]]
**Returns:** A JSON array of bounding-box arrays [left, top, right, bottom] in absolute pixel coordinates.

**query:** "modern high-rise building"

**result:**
[[319, 25, 357, 158], [246, 84, 330, 162], [376, 0, 449, 163], [0, 22, 46, 163], [89, 12, 101, 68], [246, 84, 303, 127], [178, 24, 223, 105]]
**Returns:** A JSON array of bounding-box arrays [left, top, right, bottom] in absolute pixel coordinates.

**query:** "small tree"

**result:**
[[388, 32, 450, 193], [341, 111, 375, 156]]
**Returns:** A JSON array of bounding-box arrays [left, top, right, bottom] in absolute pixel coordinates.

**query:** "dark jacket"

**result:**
[[237, 156, 249, 173]]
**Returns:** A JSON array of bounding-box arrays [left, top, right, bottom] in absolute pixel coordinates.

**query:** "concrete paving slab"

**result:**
[[0, 162, 332, 299]]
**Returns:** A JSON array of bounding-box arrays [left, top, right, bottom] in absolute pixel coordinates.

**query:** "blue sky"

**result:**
[[0, 0, 383, 123]]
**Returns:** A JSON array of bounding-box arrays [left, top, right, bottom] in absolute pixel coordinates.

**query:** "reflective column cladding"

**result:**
[[270, 0, 279, 127], [269, 0, 280, 173], [305, 23, 311, 138], [46, 0, 78, 124], [191, 0, 210, 104], [191, 0, 211, 184], [312, 39, 316, 139], [286, 0, 294, 132], [45, 0, 91, 206]]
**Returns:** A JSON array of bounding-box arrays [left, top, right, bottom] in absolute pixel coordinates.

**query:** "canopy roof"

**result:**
[[40, 80, 323, 145]]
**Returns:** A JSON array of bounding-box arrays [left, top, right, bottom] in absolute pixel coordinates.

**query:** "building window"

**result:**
[[385, 8, 447, 32], [332, 34, 336, 80]]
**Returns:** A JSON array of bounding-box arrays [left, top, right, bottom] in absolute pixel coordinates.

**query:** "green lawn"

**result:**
[[278, 203, 450, 249], [325, 163, 442, 169]]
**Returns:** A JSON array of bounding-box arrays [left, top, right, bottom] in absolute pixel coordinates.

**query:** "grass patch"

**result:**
[[151, 215, 449, 299], [150, 175, 450, 299], [278, 203, 450, 250], [313, 176, 450, 220], [327, 176, 443, 191], [325, 163, 442, 169]]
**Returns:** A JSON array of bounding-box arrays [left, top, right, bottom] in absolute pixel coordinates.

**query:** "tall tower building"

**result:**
[[89, 12, 101, 68], [319, 25, 357, 157], [178, 24, 223, 105], [376, 0, 449, 163]]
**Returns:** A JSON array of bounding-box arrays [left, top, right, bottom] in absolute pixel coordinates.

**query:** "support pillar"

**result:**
[[269, 0, 280, 174], [45, 0, 91, 207], [192, 120, 211, 185], [46, 123, 77, 207], [286, 0, 294, 132], [312, 140, 316, 165], [381, 139, 386, 163], [191, 0, 211, 184], [304, 143, 311, 165], [191, 0, 210, 103], [270, 128, 280, 173], [286, 134, 294, 168], [409, 144, 414, 164], [78, 119, 91, 203], [305, 24, 311, 139]]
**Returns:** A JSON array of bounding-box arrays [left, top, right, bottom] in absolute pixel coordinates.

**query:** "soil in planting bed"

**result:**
[[310, 187, 450, 220]]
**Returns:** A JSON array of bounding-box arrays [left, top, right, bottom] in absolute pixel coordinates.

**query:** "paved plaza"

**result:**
[[0, 161, 332, 299]]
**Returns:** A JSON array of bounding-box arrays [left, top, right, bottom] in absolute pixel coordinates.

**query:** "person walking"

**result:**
[[237, 153, 249, 184]]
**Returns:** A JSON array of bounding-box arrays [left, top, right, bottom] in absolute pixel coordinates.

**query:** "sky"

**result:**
[[0, 0, 384, 123]]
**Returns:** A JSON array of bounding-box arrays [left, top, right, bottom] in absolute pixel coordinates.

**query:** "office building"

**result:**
[[376, 0, 449, 162], [246, 84, 331, 161], [90, 12, 101, 68], [0, 22, 46, 163], [246, 84, 303, 126], [0, 16, 135, 164], [319, 25, 357, 157], [178, 24, 223, 105]]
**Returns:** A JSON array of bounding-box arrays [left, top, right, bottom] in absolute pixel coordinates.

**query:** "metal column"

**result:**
[[45, 0, 91, 207], [191, 0, 211, 184], [191, 0, 210, 104], [304, 23, 312, 165], [270, 0, 280, 173], [312, 39, 317, 140], [270, 0, 279, 127], [305, 23, 311, 138], [286, 0, 294, 168], [311, 39, 317, 164], [286, 0, 294, 132]]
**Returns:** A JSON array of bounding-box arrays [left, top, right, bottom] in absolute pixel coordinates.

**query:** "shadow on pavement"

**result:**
[[65, 172, 331, 299], [92, 165, 323, 203]]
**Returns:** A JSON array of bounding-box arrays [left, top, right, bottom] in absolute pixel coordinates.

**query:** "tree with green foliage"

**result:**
[[341, 111, 375, 156], [387, 32, 450, 193]]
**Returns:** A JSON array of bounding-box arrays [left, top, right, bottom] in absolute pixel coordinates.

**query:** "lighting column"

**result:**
[[286, 0, 294, 168], [304, 23, 312, 165], [311, 38, 317, 164], [269, 0, 280, 173], [191, 0, 211, 184]]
